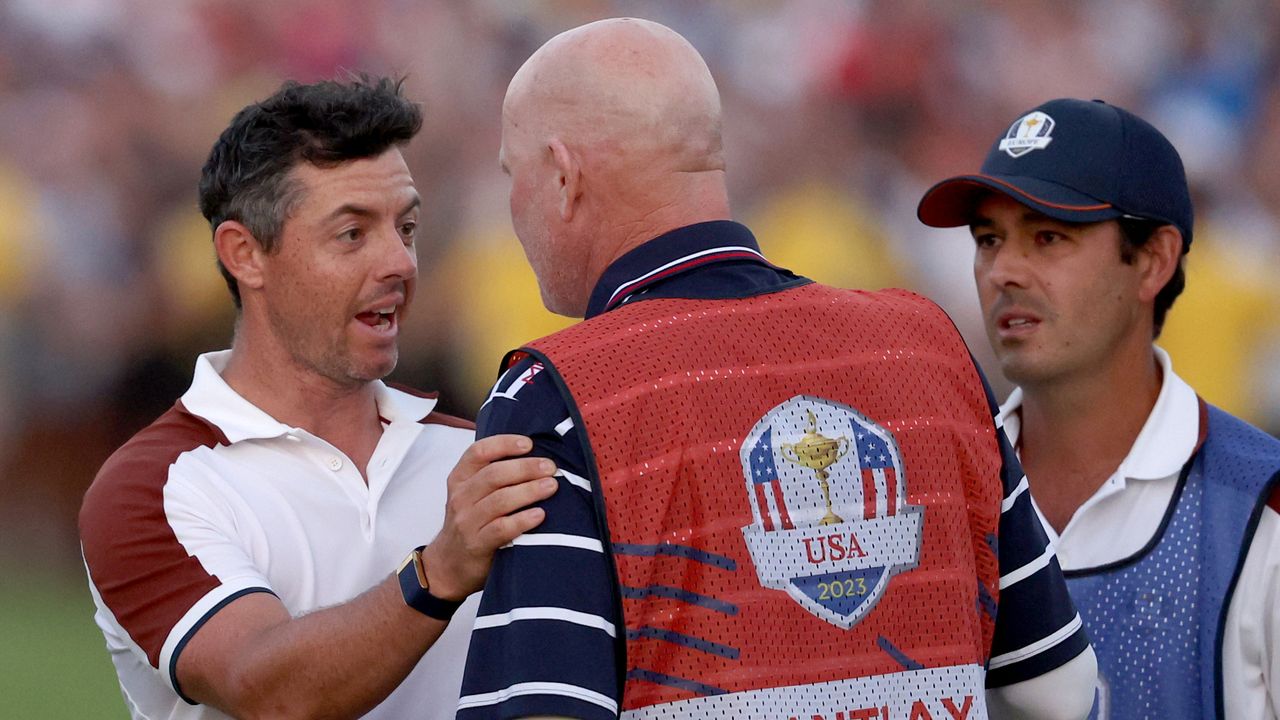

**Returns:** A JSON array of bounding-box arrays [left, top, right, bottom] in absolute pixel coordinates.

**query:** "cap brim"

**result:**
[[917, 174, 1123, 228]]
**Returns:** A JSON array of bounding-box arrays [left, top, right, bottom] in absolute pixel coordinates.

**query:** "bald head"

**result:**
[[500, 18, 732, 318], [504, 17, 724, 176]]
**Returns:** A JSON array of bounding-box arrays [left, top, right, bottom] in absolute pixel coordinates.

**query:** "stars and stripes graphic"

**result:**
[[745, 403, 907, 532], [742, 396, 924, 629], [855, 429, 897, 520], [748, 429, 793, 532]]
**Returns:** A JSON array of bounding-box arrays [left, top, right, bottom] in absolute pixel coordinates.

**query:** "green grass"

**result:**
[[1, 568, 126, 718]]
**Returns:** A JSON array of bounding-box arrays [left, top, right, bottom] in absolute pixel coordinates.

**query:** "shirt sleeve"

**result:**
[[977, 370, 1092, 688], [1222, 499, 1280, 720], [457, 357, 623, 720], [80, 440, 276, 701]]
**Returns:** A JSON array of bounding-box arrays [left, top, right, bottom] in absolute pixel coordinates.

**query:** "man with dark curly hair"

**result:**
[[79, 76, 556, 720]]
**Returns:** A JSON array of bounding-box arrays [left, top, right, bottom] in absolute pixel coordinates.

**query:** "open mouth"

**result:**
[[356, 306, 397, 331], [995, 311, 1042, 339]]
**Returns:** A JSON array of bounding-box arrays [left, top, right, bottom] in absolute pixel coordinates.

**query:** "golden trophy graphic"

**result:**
[[781, 409, 850, 526]]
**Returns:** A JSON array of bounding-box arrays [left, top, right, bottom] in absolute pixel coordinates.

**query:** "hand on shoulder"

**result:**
[[421, 434, 559, 600]]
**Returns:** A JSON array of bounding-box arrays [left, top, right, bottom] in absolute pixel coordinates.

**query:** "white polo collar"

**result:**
[[997, 345, 1200, 482], [181, 350, 438, 444]]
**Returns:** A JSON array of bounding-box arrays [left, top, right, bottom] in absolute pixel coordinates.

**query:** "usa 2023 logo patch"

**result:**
[[740, 395, 922, 629]]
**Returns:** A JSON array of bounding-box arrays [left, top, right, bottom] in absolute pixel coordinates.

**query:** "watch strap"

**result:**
[[397, 545, 464, 621]]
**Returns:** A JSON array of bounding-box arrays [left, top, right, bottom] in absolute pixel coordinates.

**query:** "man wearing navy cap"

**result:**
[[918, 97, 1280, 719]]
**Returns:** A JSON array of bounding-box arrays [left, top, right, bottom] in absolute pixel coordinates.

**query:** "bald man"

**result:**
[[457, 19, 1096, 720]]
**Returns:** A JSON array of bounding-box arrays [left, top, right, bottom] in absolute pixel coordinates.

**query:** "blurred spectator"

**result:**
[[1, 0, 1277, 579]]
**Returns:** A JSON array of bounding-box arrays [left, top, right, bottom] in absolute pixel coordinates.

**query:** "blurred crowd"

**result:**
[[2, 0, 1278, 572]]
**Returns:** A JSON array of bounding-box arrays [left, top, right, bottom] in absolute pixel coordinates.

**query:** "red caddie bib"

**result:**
[[521, 283, 1003, 719]]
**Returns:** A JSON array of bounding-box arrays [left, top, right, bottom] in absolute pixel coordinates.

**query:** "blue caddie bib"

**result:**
[[1067, 403, 1280, 719]]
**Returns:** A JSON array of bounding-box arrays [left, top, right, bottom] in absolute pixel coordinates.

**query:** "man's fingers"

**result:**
[[483, 507, 548, 548], [454, 457, 558, 504], [449, 435, 533, 483], [475, 476, 559, 523]]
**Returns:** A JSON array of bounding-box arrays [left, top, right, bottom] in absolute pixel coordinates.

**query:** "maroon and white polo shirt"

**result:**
[[80, 350, 478, 719]]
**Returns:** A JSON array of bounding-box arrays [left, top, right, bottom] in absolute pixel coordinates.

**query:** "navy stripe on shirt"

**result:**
[[982, 366, 1090, 686]]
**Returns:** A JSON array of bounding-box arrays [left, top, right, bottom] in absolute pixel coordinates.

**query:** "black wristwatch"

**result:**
[[397, 545, 464, 621]]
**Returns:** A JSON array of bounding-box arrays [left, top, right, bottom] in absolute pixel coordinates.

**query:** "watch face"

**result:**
[[397, 551, 417, 576], [397, 548, 462, 621], [411, 550, 431, 589]]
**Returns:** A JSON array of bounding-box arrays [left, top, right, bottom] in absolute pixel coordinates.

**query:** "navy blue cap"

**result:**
[[917, 98, 1193, 250]]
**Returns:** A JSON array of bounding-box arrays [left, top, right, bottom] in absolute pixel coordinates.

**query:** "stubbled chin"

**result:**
[[997, 351, 1051, 388], [343, 343, 398, 383], [363, 352, 399, 382]]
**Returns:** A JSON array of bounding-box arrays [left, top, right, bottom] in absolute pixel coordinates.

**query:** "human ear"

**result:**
[[213, 220, 267, 295], [549, 138, 581, 222], [1136, 225, 1182, 304]]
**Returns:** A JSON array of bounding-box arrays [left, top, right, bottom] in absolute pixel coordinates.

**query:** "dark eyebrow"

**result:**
[[399, 194, 422, 217], [324, 194, 421, 223], [970, 209, 1083, 234], [1024, 210, 1089, 229], [325, 203, 375, 222]]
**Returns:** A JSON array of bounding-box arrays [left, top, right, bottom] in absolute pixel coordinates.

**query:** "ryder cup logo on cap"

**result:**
[[916, 98, 1195, 251], [998, 111, 1055, 158], [739, 395, 923, 629]]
